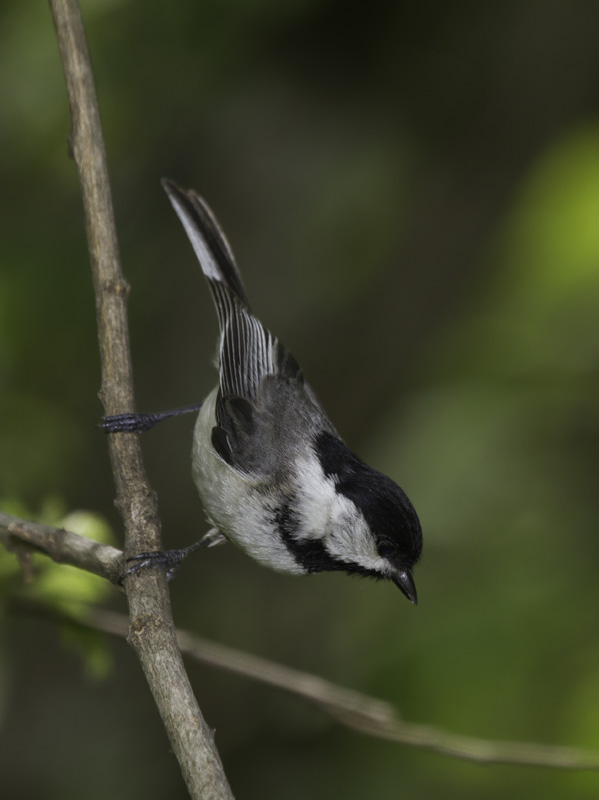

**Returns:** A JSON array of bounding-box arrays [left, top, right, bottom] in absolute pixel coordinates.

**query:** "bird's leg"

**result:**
[[100, 403, 203, 433], [118, 528, 226, 585]]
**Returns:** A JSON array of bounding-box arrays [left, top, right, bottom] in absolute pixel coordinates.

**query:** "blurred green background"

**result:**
[[1, 1, 599, 797]]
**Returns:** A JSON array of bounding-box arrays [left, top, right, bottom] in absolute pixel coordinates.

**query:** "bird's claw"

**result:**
[[118, 549, 188, 585]]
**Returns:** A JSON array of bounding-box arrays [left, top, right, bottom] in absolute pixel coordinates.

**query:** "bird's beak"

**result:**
[[393, 570, 418, 605]]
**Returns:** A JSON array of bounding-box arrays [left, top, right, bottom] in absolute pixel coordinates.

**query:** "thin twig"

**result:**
[[47, 2, 233, 797], [16, 597, 599, 773], [93, 610, 599, 771]]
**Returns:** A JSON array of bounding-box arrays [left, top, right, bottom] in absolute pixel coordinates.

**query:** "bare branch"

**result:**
[[20, 599, 599, 773], [47, 1, 233, 797], [0, 511, 122, 582]]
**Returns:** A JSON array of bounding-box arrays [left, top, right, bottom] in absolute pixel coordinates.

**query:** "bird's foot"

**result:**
[[118, 529, 224, 584]]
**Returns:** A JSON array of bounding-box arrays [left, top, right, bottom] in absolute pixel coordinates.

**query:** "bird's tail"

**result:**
[[162, 178, 250, 310]]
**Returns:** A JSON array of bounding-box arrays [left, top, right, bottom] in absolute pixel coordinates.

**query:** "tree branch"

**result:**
[[12, 593, 599, 773], [0, 511, 122, 582], [47, 2, 233, 797]]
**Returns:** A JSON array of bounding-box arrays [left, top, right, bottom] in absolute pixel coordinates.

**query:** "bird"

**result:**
[[103, 179, 422, 604]]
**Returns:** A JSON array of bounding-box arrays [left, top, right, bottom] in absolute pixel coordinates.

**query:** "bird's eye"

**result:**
[[377, 542, 395, 558]]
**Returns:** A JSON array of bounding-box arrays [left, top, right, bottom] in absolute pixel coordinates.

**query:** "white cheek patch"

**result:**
[[294, 453, 392, 576], [326, 507, 392, 575]]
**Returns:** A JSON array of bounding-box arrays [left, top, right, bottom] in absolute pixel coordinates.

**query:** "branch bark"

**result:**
[[47, 2, 233, 797], [0, 511, 122, 582]]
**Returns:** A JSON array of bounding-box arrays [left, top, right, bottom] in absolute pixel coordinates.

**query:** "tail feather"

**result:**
[[162, 178, 249, 308], [164, 178, 279, 401]]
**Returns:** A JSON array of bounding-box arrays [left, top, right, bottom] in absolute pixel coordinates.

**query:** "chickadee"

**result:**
[[104, 180, 422, 603]]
